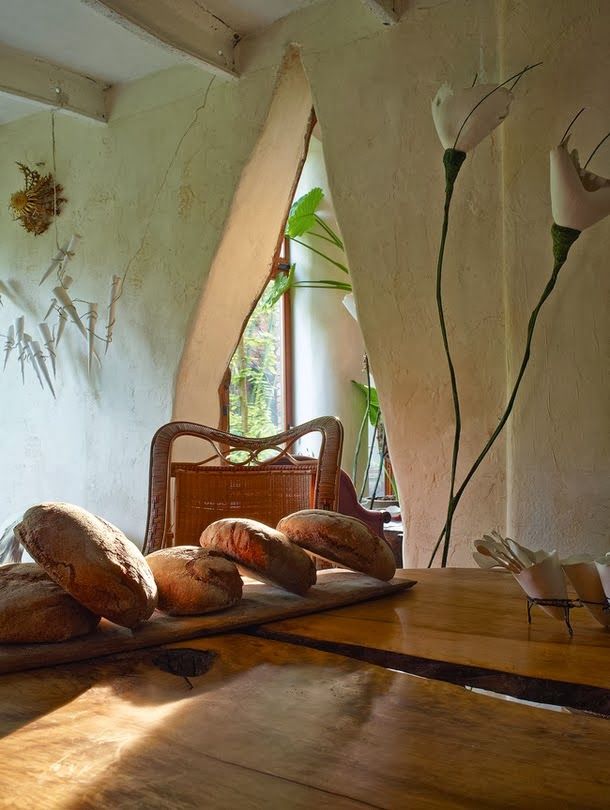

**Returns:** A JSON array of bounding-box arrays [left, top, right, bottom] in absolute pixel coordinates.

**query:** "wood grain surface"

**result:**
[[256, 568, 610, 690], [1, 634, 609, 809], [0, 570, 415, 675]]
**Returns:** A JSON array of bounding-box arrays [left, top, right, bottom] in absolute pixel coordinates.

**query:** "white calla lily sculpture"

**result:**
[[550, 140, 610, 231], [428, 63, 541, 567], [432, 83, 513, 153]]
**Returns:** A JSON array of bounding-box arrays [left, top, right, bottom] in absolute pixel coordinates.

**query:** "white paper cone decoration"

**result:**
[[15, 316, 25, 383], [32, 340, 55, 398], [38, 322, 56, 377], [59, 234, 80, 281], [39, 238, 70, 286], [55, 308, 68, 346], [44, 298, 57, 322], [22, 335, 44, 390], [53, 285, 87, 340], [3, 325, 14, 371], [594, 557, 610, 602], [86, 303, 98, 375], [514, 551, 568, 620], [563, 556, 610, 627], [105, 275, 122, 354]]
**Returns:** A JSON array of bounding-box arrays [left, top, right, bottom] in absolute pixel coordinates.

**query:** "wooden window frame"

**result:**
[[218, 109, 316, 433]]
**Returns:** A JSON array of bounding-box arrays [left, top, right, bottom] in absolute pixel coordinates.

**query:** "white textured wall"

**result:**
[[0, 0, 607, 564]]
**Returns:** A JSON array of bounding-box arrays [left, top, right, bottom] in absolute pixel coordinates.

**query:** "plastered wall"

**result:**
[[0, 0, 607, 562]]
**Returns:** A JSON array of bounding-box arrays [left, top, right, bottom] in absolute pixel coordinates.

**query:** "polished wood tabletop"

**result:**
[[254, 568, 610, 710], [1, 633, 609, 809]]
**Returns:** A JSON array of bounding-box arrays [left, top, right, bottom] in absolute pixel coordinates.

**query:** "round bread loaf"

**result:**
[[277, 510, 396, 581], [0, 563, 100, 643], [200, 518, 316, 595], [146, 547, 243, 615], [15, 502, 157, 628]]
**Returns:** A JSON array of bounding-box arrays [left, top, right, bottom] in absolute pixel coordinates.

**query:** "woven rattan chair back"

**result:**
[[143, 417, 343, 554]]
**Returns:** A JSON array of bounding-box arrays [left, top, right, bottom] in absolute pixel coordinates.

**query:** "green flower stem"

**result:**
[[428, 223, 581, 567], [353, 355, 372, 485], [436, 149, 467, 568]]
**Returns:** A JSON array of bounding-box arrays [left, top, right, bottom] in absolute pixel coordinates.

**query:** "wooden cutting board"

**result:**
[[0, 570, 416, 675]]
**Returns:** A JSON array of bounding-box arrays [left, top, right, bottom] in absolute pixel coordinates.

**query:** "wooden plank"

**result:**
[[256, 568, 610, 691], [0, 570, 415, 675], [84, 0, 239, 80], [0, 43, 108, 124], [1, 634, 609, 809], [361, 0, 407, 25]]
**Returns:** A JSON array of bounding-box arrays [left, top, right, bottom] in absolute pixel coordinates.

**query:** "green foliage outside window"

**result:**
[[229, 279, 283, 438]]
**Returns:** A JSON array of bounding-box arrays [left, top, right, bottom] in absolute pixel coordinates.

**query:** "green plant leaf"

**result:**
[[352, 381, 380, 426], [286, 188, 324, 237], [261, 265, 295, 309]]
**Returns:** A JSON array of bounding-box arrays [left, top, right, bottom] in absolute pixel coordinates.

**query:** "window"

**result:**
[[223, 238, 292, 437]]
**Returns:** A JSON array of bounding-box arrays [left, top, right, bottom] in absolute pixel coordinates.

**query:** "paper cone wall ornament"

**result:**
[[3, 325, 14, 371], [31, 339, 55, 397], [38, 322, 56, 377], [55, 308, 68, 346], [105, 275, 122, 353], [22, 334, 44, 390], [40, 238, 69, 286], [43, 298, 57, 322], [86, 303, 98, 375], [53, 285, 87, 340], [14, 316, 25, 383]]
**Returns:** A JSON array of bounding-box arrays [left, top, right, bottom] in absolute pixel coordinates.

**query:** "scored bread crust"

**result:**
[[277, 510, 396, 581], [146, 547, 243, 615], [0, 563, 100, 643], [15, 502, 157, 628], [200, 518, 316, 596]]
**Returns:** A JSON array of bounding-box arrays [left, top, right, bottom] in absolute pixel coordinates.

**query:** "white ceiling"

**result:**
[[0, 89, 45, 125], [0, 0, 322, 124]]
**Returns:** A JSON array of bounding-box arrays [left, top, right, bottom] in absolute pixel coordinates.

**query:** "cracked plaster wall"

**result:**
[[0, 0, 607, 563]]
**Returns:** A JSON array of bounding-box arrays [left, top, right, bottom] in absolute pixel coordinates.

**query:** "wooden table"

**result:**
[[254, 568, 610, 714], [1, 633, 610, 808]]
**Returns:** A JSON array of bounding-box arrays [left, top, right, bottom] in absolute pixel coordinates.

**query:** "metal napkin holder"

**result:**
[[526, 596, 610, 637]]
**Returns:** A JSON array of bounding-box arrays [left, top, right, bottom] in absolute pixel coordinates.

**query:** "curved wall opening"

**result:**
[[173, 49, 314, 453]]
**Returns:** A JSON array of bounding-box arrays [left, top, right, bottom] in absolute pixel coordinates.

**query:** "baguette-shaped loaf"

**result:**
[[200, 518, 316, 595], [146, 547, 243, 615], [15, 502, 157, 628], [0, 562, 100, 643], [277, 510, 396, 581]]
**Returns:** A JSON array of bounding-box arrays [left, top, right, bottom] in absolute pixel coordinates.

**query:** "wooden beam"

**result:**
[[83, 0, 239, 80], [361, 0, 408, 25], [0, 44, 108, 124]]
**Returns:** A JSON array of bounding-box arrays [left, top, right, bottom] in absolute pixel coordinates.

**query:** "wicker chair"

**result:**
[[143, 417, 344, 554]]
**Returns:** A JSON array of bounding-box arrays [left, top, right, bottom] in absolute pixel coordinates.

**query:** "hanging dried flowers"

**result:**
[[8, 163, 66, 236]]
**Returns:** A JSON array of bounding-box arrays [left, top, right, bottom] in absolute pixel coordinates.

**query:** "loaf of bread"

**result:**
[[15, 502, 157, 628], [277, 510, 396, 581], [0, 563, 100, 643], [146, 546, 243, 615], [200, 518, 316, 595]]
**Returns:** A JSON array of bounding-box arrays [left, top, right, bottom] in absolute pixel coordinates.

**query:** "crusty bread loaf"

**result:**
[[146, 546, 243, 615], [15, 502, 157, 628], [200, 518, 316, 595], [277, 510, 396, 581], [0, 562, 100, 643]]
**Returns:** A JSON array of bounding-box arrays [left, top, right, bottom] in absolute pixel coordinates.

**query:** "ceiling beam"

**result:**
[[0, 44, 108, 124], [83, 0, 239, 80], [361, 0, 408, 25]]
